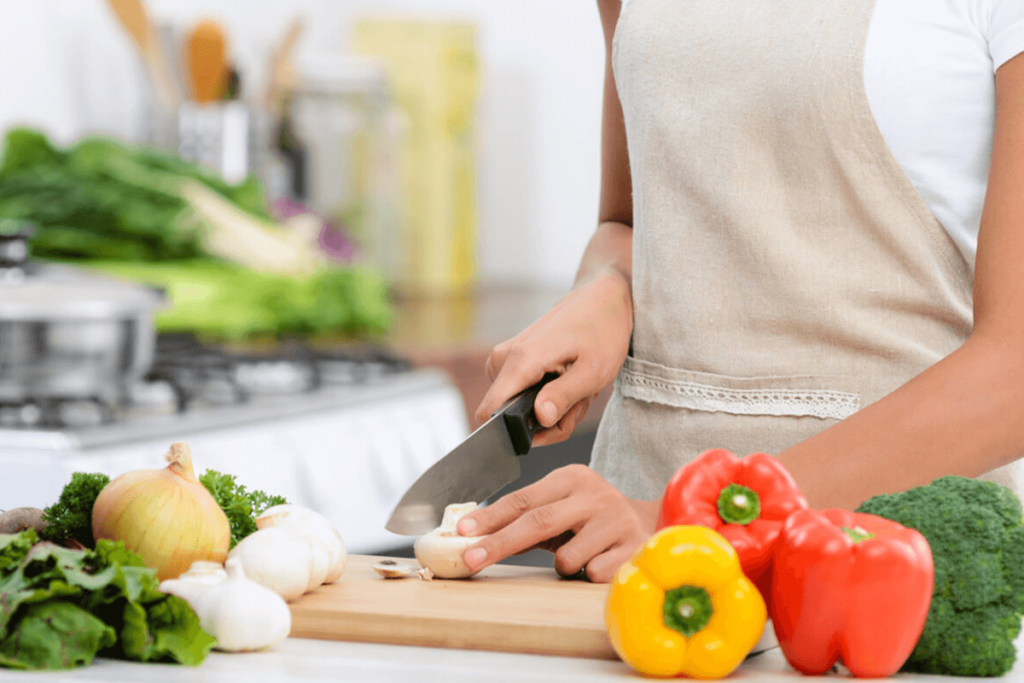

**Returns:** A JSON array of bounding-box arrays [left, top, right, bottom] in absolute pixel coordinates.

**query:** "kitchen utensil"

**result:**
[[265, 18, 304, 113], [284, 54, 400, 275], [185, 20, 228, 103], [289, 554, 614, 659], [105, 0, 179, 109], [291, 555, 783, 660], [0, 227, 166, 406], [385, 373, 556, 536]]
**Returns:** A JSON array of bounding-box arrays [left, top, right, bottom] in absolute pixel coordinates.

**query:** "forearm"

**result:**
[[582, 0, 633, 293], [574, 220, 633, 293], [776, 333, 1024, 510], [780, 54, 1024, 511]]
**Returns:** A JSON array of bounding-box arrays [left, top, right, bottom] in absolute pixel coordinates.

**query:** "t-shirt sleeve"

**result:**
[[987, 0, 1024, 71]]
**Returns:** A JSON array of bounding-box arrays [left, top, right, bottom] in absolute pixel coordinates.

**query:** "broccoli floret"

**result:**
[[857, 475, 1024, 677]]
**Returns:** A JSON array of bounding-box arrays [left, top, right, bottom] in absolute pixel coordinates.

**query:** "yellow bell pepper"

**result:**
[[605, 525, 767, 679]]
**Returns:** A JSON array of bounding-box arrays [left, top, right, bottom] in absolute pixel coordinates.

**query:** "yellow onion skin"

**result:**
[[92, 442, 231, 580]]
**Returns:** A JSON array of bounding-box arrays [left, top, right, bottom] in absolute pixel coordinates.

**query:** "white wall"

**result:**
[[0, 0, 606, 290]]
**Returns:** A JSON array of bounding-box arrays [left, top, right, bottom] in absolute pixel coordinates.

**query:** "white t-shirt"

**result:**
[[619, 0, 1024, 273]]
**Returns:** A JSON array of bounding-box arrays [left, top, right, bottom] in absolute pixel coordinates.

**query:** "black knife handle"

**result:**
[[502, 372, 559, 456]]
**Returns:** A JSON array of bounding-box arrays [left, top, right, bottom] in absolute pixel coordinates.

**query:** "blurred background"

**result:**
[[0, 0, 604, 291], [0, 0, 607, 563]]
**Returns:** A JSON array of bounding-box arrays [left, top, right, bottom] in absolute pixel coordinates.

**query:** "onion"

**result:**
[[92, 442, 231, 580]]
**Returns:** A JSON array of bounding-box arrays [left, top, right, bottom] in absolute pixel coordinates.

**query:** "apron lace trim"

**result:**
[[618, 368, 860, 420]]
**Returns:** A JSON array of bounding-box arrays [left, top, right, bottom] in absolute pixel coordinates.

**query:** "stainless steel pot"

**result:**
[[0, 227, 166, 405]]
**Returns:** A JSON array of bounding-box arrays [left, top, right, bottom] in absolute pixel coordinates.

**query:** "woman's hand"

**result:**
[[475, 268, 633, 447], [455, 464, 659, 583]]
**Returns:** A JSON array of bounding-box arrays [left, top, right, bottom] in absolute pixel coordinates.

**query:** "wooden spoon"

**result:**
[[106, 0, 179, 108], [185, 20, 229, 103]]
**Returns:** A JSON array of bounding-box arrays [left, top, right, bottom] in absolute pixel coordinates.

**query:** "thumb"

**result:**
[[533, 366, 598, 428]]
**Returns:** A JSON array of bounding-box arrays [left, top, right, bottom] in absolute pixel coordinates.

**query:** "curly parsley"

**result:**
[[38, 472, 110, 548], [198, 470, 287, 548]]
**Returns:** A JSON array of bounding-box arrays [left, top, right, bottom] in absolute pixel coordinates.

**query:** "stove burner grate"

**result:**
[[148, 333, 414, 413]]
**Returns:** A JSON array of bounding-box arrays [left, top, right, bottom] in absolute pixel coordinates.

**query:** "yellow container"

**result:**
[[352, 19, 479, 295]]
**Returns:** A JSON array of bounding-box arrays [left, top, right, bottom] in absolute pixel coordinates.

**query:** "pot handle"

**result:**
[[0, 222, 34, 269]]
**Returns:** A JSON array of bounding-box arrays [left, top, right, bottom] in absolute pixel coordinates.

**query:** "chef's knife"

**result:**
[[385, 373, 558, 536]]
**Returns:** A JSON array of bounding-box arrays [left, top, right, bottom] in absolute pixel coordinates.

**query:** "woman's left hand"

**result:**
[[455, 464, 659, 583]]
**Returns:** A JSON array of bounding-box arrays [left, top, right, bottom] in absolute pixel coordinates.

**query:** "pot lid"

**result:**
[[0, 227, 165, 321]]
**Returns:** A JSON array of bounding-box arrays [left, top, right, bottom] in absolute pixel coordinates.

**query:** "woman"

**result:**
[[456, 0, 1024, 582]]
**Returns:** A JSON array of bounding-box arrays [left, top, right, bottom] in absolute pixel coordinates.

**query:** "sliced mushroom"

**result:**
[[373, 559, 412, 579]]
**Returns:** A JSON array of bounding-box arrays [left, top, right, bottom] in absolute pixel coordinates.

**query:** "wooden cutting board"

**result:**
[[288, 555, 616, 659]]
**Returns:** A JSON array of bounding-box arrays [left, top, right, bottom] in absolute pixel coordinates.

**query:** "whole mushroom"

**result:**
[[414, 502, 489, 579]]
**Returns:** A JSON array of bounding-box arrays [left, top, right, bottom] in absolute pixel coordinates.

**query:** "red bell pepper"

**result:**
[[656, 448, 808, 610], [771, 509, 934, 678]]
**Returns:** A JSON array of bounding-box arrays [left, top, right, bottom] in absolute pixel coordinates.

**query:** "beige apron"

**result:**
[[591, 0, 1020, 501]]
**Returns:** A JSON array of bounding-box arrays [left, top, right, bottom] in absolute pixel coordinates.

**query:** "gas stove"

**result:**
[[0, 334, 469, 553]]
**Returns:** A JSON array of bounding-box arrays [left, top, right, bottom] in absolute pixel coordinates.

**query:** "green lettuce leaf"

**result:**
[[0, 530, 36, 575], [0, 601, 116, 670], [0, 532, 214, 670]]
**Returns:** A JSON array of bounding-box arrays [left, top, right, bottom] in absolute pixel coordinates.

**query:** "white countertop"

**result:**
[[1, 636, 1022, 683]]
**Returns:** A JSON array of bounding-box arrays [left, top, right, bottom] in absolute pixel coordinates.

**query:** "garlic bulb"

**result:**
[[256, 504, 347, 583], [227, 526, 313, 602], [414, 502, 489, 579], [159, 560, 227, 603], [92, 442, 231, 580], [164, 559, 291, 652]]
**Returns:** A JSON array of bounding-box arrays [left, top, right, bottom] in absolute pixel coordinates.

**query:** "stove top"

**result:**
[[0, 333, 425, 443]]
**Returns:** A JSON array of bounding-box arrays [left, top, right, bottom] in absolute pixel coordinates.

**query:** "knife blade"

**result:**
[[385, 373, 557, 535]]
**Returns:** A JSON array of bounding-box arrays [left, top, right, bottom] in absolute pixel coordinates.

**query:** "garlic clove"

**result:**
[[413, 502, 489, 579], [305, 535, 331, 592], [372, 559, 412, 579], [180, 561, 229, 583], [227, 526, 313, 602], [322, 527, 347, 583], [192, 559, 292, 653], [256, 504, 347, 584], [417, 567, 434, 581], [159, 560, 228, 602]]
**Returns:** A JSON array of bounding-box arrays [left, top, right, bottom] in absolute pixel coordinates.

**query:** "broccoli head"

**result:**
[[857, 475, 1024, 677]]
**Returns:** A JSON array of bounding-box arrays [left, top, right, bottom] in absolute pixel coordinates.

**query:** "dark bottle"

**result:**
[[275, 97, 309, 202]]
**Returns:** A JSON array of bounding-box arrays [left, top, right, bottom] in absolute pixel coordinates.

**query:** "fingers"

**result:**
[[532, 364, 599, 428], [462, 502, 586, 573], [551, 522, 615, 577], [458, 466, 580, 537], [582, 544, 636, 583], [532, 396, 593, 447], [457, 464, 657, 583], [475, 344, 557, 423]]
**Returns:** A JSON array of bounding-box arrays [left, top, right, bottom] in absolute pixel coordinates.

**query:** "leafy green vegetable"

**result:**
[[39, 472, 110, 548], [0, 531, 36, 573], [199, 470, 287, 548], [857, 476, 1024, 677], [0, 127, 394, 340], [0, 127, 267, 262], [85, 259, 393, 340], [0, 531, 215, 670]]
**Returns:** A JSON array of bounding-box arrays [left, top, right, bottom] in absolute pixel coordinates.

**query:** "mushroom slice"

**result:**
[[373, 559, 413, 579]]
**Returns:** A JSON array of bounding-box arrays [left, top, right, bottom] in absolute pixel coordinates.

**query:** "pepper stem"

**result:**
[[663, 585, 714, 637], [716, 483, 761, 525], [841, 526, 874, 543]]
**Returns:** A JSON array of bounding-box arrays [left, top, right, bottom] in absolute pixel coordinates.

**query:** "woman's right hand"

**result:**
[[475, 268, 633, 446]]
